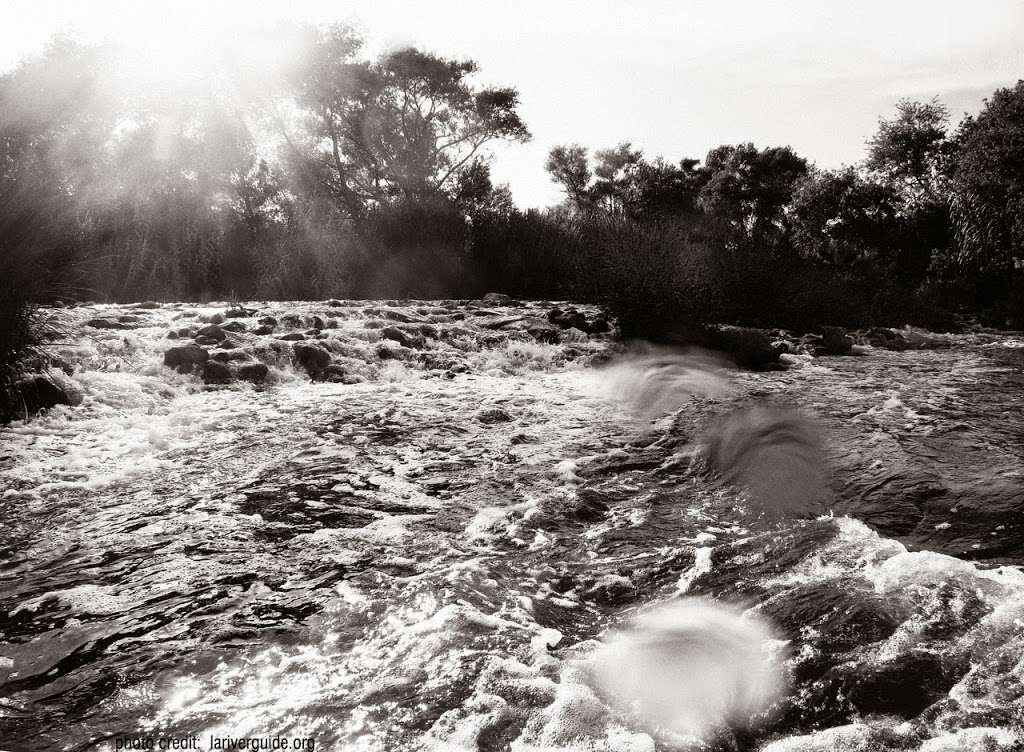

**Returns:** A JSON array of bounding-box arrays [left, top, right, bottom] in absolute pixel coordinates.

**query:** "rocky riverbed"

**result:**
[[1, 298, 1023, 751]]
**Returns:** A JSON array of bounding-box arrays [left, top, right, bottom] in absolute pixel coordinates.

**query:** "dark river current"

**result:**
[[1, 300, 1022, 751]]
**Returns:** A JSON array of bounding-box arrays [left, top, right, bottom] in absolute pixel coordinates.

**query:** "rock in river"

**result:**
[[201, 360, 232, 385], [164, 344, 209, 374], [293, 343, 332, 376]]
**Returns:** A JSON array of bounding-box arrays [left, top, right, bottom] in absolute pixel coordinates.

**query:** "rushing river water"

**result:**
[[1, 300, 1023, 752]]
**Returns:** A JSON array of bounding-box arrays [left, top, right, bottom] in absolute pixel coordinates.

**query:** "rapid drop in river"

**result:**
[[1, 299, 1023, 752]]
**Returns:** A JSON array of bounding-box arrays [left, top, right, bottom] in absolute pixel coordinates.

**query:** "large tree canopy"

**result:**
[[544, 143, 707, 220], [292, 27, 529, 218], [866, 98, 952, 205], [950, 81, 1024, 273], [790, 168, 901, 267], [699, 143, 808, 239]]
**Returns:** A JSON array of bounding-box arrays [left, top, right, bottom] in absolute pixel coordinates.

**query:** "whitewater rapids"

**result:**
[[1, 300, 1023, 752]]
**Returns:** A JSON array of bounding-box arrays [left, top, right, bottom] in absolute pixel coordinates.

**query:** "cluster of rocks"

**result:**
[[10, 295, 973, 420], [156, 294, 614, 387], [703, 324, 958, 370]]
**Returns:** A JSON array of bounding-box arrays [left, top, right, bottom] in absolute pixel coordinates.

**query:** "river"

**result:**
[[1, 300, 1022, 751]]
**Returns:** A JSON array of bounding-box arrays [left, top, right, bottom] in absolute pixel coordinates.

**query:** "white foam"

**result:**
[[587, 598, 785, 741]]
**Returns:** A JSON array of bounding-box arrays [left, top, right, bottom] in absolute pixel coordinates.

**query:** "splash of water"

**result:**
[[601, 345, 734, 423], [602, 344, 829, 518], [587, 598, 786, 742], [702, 405, 829, 519]]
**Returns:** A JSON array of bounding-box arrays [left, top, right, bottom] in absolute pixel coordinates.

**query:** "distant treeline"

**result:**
[[2, 25, 1024, 340]]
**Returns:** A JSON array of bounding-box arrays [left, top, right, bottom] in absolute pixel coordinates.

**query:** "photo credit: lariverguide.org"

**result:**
[[113, 737, 315, 750]]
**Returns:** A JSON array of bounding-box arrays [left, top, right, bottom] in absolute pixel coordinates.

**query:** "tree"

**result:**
[[292, 27, 529, 218], [790, 168, 901, 267], [866, 98, 953, 206], [699, 143, 808, 240], [589, 141, 643, 214], [545, 144, 707, 220], [950, 81, 1024, 274], [450, 158, 514, 220], [624, 157, 706, 221], [545, 144, 592, 211]]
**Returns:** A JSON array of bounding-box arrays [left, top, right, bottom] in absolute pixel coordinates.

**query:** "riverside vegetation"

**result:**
[[2, 25, 1024, 416]]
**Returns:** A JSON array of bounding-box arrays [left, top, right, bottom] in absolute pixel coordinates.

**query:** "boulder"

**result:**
[[376, 343, 402, 360], [293, 343, 331, 376], [196, 324, 227, 342], [326, 299, 344, 307], [85, 318, 131, 330], [381, 326, 424, 349], [201, 360, 232, 385], [708, 325, 780, 368], [278, 332, 305, 341], [211, 349, 251, 362], [548, 308, 589, 330], [253, 325, 275, 336], [15, 375, 71, 415], [819, 326, 854, 355], [237, 362, 269, 384], [164, 344, 208, 374], [221, 321, 246, 333], [225, 307, 256, 318], [319, 364, 349, 382], [258, 316, 278, 327]]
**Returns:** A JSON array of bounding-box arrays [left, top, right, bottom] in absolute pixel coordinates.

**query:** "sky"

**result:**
[[2, 0, 1022, 207]]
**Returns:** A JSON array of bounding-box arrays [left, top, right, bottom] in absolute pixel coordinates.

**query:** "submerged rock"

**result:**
[[527, 322, 561, 343], [588, 313, 611, 334], [477, 407, 513, 424]]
